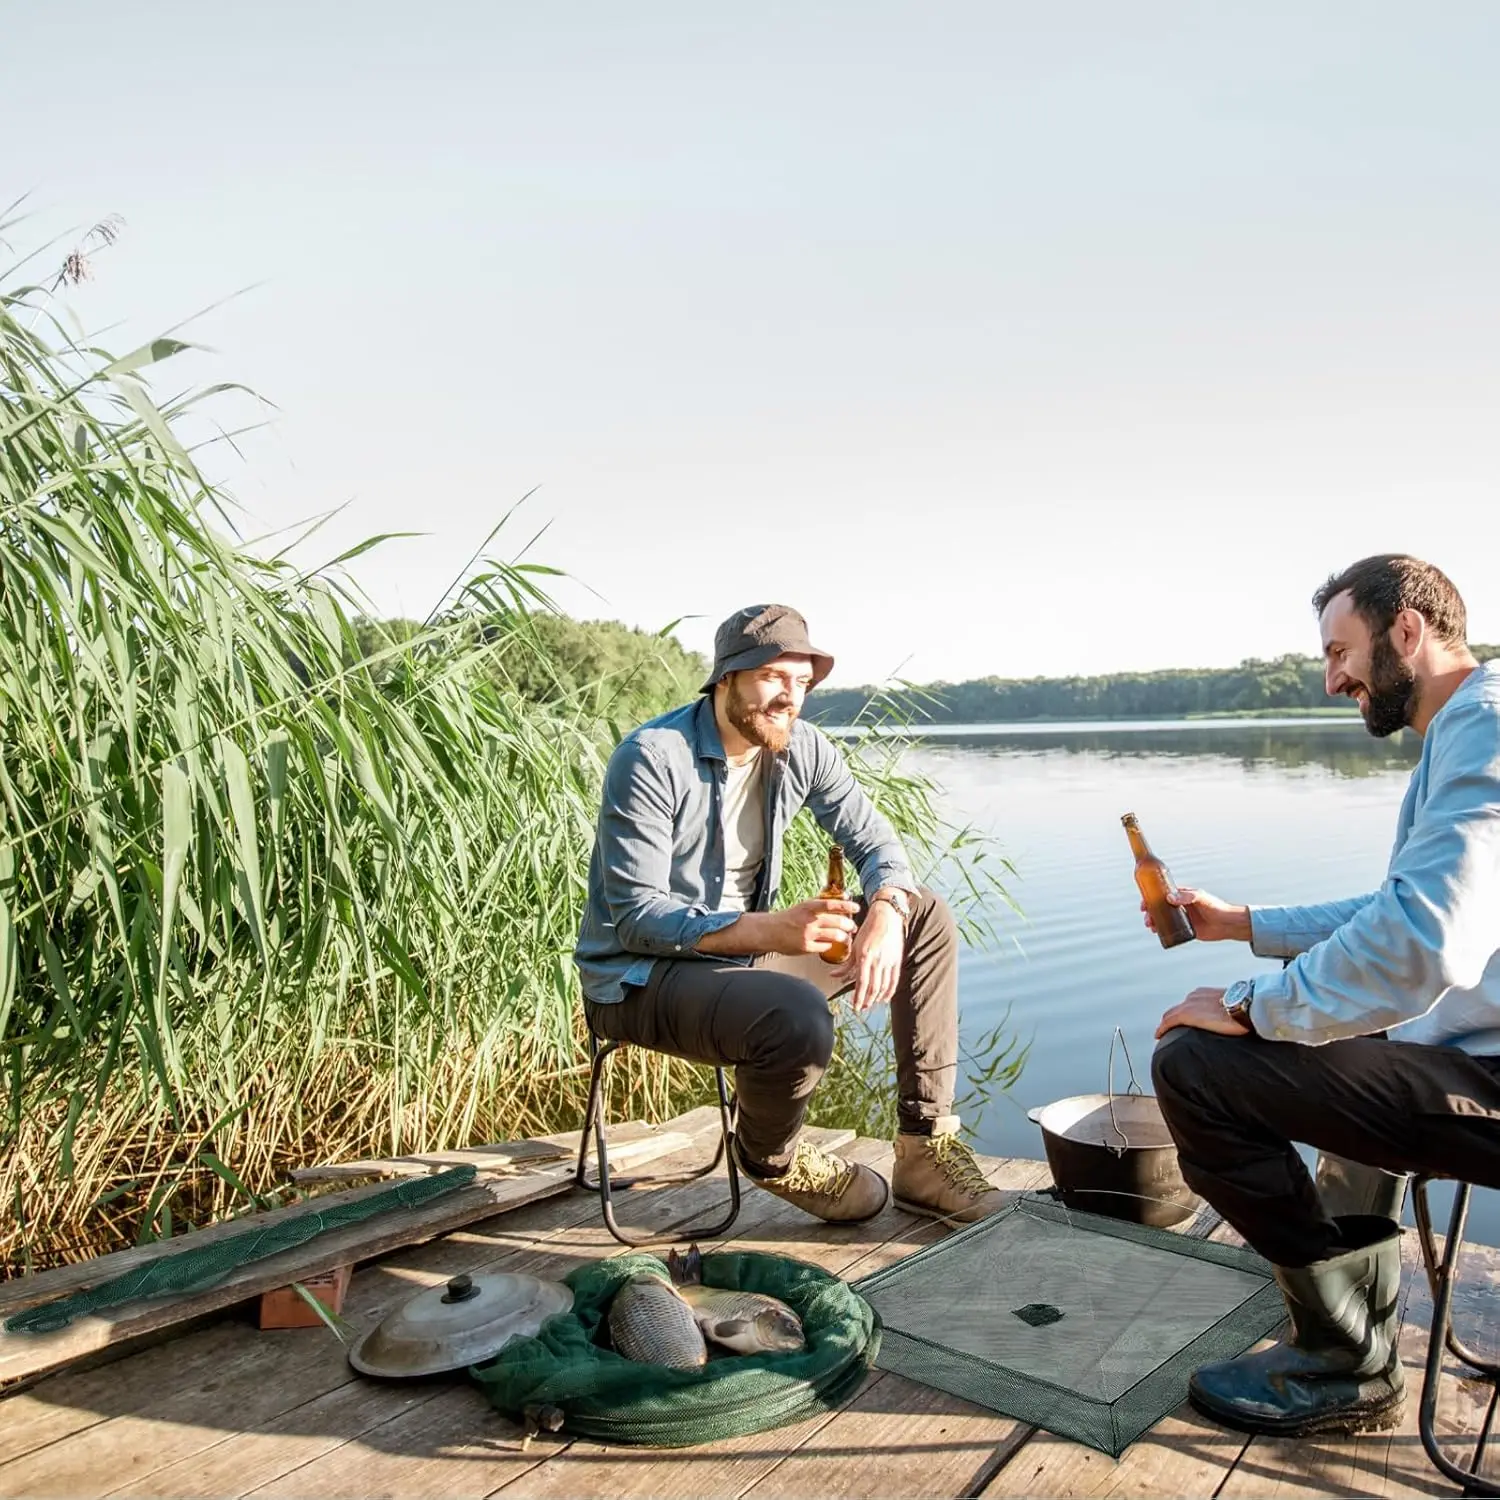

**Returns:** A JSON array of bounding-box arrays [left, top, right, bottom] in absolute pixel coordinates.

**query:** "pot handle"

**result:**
[[1104, 1027, 1142, 1157], [1107, 1027, 1143, 1100]]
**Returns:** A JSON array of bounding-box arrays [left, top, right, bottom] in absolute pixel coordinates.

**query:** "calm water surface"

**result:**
[[908, 718, 1497, 1246]]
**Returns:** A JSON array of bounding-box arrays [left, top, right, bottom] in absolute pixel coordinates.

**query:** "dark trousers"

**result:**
[[584, 887, 960, 1170], [1151, 1026, 1500, 1266]]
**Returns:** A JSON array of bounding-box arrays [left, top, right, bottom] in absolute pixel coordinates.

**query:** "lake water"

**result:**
[[909, 718, 1498, 1248]]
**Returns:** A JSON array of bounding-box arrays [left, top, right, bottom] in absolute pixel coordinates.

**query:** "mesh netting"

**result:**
[[6, 1164, 477, 1334], [471, 1249, 880, 1447], [853, 1194, 1287, 1456]]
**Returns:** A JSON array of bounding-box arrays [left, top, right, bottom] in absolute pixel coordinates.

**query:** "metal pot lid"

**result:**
[[348, 1271, 573, 1378]]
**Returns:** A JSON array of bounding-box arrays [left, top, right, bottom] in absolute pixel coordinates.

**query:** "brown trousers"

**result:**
[[584, 887, 960, 1170], [1152, 1026, 1500, 1266]]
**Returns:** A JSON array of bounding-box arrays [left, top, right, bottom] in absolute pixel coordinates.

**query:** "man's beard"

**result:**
[[1356, 633, 1419, 738], [724, 682, 797, 753]]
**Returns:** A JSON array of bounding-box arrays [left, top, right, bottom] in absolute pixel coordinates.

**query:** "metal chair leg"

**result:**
[[1413, 1177, 1500, 1497], [574, 1034, 742, 1247]]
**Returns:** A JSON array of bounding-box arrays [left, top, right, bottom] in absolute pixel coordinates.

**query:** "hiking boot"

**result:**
[[892, 1117, 1006, 1224], [735, 1137, 889, 1224], [1189, 1214, 1406, 1437]]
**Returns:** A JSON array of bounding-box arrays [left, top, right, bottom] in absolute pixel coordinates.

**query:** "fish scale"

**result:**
[[607, 1274, 707, 1367], [674, 1283, 806, 1353]]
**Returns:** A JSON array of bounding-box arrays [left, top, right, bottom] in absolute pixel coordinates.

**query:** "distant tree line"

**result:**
[[804, 647, 1500, 726], [355, 613, 709, 727], [354, 618, 1499, 729]]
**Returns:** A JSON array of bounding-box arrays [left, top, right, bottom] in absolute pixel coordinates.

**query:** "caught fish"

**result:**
[[607, 1273, 707, 1368], [667, 1245, 806, 1355]]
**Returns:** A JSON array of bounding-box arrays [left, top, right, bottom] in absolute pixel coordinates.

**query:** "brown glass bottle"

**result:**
[[1122, 813, 1196, 948], [818, 844, 852, 965]]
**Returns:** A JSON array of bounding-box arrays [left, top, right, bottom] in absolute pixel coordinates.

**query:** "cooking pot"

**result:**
[[1026, 1030, 1199, 1229]]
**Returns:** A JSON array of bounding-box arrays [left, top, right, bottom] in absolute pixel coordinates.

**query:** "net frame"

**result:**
[[853, 1194, 1288, 1456]]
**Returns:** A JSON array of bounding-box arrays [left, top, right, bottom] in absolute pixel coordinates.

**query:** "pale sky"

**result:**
[[6, 2, 1499, 688]]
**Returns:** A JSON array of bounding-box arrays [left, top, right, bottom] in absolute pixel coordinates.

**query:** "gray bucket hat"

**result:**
[[699, 604, 835, 694]]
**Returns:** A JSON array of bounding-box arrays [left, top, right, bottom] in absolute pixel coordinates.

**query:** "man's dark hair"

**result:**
[[1312, 554, 1468, 647]]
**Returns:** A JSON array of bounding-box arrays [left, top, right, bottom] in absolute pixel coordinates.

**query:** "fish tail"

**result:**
[[668, 1242, 705, 1285]]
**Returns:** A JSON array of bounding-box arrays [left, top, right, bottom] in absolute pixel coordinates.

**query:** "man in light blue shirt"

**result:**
[[1149, 554, 1500, 1440]]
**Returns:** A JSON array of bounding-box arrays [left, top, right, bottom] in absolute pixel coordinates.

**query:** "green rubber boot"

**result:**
[[1189, 1215, 1406, 1437]]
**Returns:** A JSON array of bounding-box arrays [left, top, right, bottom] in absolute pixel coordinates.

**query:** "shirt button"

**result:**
[[675, 944, 682, 951]]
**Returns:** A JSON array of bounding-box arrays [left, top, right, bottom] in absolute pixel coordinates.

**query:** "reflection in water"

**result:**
[[924, 722, 1421, 779]]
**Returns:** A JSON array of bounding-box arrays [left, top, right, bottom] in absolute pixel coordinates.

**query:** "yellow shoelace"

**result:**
[[781, 1141, 855, 1197], [931, 1133, 994, 1197]]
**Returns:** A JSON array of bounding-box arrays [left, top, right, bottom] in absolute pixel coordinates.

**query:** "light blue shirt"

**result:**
[[574, 697, 916, 1004], [1247, 660, 1500, 1055]]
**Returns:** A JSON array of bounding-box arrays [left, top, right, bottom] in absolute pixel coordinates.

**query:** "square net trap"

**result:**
[[853, 1195, 1288, 1456]]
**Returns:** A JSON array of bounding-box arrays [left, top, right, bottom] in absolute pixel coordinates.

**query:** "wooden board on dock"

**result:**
[[0, 1135, 1494, 1500], [0, 1114, 710, 1392]]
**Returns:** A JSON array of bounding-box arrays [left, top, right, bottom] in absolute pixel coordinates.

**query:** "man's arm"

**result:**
[[598, 738, 861, 962], [800, 726, 917, 898], [1246, 895, 1379, 959], [1251, 703, 1500, 1043], [598, 740, 741, 958]]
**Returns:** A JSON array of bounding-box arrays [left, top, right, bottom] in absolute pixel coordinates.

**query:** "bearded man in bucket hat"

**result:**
[[574, 603, 1004, 1225]]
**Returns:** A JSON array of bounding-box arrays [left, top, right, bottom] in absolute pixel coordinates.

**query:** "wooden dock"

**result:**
[[1, 1114, 1495, 1498]]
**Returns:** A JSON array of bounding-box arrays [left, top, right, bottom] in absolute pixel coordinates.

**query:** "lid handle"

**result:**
[[442, 1274, 480, 1304]]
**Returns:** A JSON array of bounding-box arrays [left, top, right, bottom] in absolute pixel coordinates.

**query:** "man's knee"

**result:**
[[748, 977, 835, 1071], [1151, 1026, 1235, 1109]]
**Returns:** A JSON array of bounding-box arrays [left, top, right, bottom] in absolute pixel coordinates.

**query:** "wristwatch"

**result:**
[[1222, 978, 1256, 1031], [871, 888, 914, 928]]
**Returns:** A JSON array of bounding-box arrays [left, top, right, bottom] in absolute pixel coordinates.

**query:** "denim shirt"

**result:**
[[575, 697, 916, 1003], [1248, 660, 1500, 1056]]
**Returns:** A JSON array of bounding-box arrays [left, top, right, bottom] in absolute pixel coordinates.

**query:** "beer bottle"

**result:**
[[1121, 813, 1196, 949], [818, 844, 852, 965]]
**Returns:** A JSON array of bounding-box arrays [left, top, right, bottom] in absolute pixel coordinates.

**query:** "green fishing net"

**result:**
[[471, 1249, 880, 1448], [853, 1195, 1287, 1457], [6, 1165, 477, 1334]]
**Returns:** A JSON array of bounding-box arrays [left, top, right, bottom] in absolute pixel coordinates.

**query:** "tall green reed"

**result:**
[[0, 241, 1017, 1272]]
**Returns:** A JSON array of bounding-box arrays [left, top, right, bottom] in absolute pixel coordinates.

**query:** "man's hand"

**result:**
[[1142, 887, 1252, 944], [829, 900, 904, 1015], [1155, 987, 1253, 1040], [759, 898, 861, 957]]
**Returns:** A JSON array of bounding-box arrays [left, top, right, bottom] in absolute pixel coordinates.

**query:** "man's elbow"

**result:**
[[613, 904, 680, 956]]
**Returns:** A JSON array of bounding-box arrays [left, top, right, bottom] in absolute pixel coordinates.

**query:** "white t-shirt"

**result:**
[[719, 751, 766, 912]]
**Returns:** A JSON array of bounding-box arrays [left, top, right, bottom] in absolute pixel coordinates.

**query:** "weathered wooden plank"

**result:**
[[750, 1372, 1033, 1500], [288, 1143, 570, 1185], [18, 1122, 842, 1498], [0, 1116, 740, 1492], [0, 1118, 682, 1319], [248, 1385, 541, 1500], [76, 1126, 747, 1499], [204, 1130, 868, 1500], [284, 1109, 734, 1186], [0, 1127, 692, 1391], [0, 1129, 712, 1473], [981, 1405, 1252, 1499], [22, 1139, 1404, 1500]]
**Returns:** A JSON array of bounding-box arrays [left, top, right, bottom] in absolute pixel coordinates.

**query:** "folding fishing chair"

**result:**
[[1412, 1175, 1500, 1497], [573, 1029, 742, 1246]]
